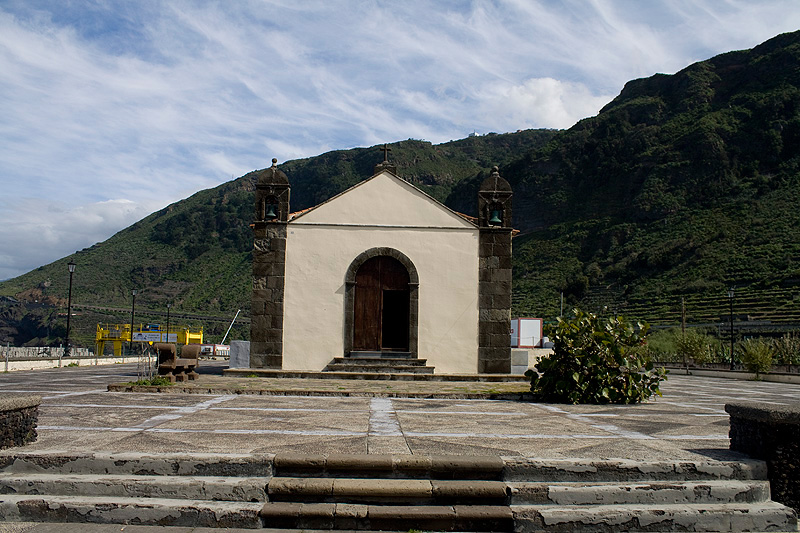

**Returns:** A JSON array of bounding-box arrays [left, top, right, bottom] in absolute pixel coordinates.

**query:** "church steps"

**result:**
[[329, 356, 428, 365], [347, 351, 414, 359], [0, 452, 795, 531], [323, 354, 436, 375], [322, 364, 434, 374]]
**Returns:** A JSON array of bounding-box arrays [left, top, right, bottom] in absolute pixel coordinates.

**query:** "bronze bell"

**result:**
[[489, 209, 502, 225], [265, 204, 278, 219]]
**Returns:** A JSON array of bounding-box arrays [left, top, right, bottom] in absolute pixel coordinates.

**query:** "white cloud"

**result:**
[[0, 198, 155, 281], [2, 0, 800, 280], [480, 78, 615, 130]]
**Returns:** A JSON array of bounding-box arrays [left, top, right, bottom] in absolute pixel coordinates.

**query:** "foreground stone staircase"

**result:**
[[262, 453, 512, 530], [0, 452, 796, 531]]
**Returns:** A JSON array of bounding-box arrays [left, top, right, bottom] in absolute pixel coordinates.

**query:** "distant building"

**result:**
[[250, 154, 513, 373]]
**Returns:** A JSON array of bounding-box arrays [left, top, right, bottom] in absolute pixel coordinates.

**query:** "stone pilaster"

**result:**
[[250, 159, 289, 369], [251, 222, 287, 368], [478, 167, 513, 373]]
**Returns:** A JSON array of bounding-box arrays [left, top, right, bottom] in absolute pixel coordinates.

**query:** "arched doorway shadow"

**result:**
[[344, 248, 418, 357]]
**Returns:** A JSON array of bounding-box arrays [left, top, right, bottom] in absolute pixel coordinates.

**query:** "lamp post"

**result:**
[[65, 261, 76, 358], [129, 289, 138, 356], [728, 288, 735, 370], [165, 303, 171, 344]]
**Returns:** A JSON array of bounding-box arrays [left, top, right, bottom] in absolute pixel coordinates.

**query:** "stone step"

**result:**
[[330, 356, 428, 366], [502, 457, 770, 482], [0, 452, 770, 483], [513, 502, 797, 532], [323, 364, 434, 374], [259, 502, 513, 531], [0, 451, 272, 477], [508, 480, 771, 505], [0, 494, 264, 528], [348, 351, 413, 359], [0, 473, 267, 502], [268, 477, 510, 505], [273, 453, 505, 480]]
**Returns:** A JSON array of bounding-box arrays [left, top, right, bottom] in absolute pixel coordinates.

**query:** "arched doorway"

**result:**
[[353, 256, 409, 351], [344, 248, 419, 357]]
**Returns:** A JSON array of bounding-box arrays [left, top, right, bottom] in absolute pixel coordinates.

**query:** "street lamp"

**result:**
[[65, 261, 76, 358], [165, 303, 171, 344], [129, 289, 138, 356], [728, 288, 735, 370]]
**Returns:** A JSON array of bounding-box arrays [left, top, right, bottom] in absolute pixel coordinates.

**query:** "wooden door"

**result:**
[[353, 256, 410, 351]]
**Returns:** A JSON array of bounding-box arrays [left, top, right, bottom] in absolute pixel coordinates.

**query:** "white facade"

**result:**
[[281, 171, 481, 373]]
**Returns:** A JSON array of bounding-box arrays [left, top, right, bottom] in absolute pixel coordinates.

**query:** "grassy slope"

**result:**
[[508, 31, 800, 322]]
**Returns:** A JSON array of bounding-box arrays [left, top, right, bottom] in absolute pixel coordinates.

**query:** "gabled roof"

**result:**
[[288, 169, 478, 229]]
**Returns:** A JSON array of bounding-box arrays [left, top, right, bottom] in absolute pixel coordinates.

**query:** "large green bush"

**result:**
[[739, 338, 775, 377], [527, 309, 667, 404]]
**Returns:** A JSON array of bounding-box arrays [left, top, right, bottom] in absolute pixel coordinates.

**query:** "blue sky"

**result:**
[[1, 0, 799, 281]]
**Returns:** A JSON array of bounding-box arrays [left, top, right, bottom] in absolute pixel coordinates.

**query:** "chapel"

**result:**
[[250, 151, 513, 374]]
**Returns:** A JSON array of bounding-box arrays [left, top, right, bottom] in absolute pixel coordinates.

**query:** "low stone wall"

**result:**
[[2, 346, 93, 359], [0, 395, 41, 449], [726, 402, 800, 512], [4, 355, 152, 372], [660, 364, 800, 384]]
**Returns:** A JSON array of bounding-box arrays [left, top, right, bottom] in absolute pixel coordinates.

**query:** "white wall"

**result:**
[[282, 172, 480, 373]]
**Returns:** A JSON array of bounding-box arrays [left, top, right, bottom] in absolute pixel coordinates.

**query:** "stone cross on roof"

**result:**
[[374, 144, 397, 174], [380, 143, 392, 162]]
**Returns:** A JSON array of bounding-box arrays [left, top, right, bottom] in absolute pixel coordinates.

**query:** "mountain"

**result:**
[[0, 131, 556, 348], [3, 30, 800, 349], [503, 30, 800, 322]]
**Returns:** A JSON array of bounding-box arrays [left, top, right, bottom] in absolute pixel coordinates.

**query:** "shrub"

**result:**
[[527, 309, 667, 404], [773, 333, 800, 366], [739, 339, 774, 377], [643, 328, 681, 362], [676, 330, 713, 364], [127, 376, 173, 387]]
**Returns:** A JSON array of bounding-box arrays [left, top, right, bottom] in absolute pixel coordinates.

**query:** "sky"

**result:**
[[1, 0, 799, 281]]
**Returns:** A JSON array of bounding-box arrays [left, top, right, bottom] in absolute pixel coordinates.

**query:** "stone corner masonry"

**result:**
[[726, 401, 800, 512], [0, 394, 40, 449]]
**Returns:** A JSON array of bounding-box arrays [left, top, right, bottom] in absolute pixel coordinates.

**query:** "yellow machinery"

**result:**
[[96, 323, 203, 356]]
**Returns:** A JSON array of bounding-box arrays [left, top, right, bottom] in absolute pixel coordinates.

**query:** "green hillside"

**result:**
[[0, 131, 555, 348], [507, 30, 800, 321], [3, 30, 800, 349]]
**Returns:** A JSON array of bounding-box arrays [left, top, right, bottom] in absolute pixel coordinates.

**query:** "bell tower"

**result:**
[[477, 166, 513, 373], [251, 158, 290, 369]]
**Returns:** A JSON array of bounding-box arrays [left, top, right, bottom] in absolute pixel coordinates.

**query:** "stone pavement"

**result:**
[[1, 361, 799, 461], [2, 362, 800, 531]]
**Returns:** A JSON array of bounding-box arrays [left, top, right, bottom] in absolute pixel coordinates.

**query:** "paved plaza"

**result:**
[[1, 362, 799, 461]]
